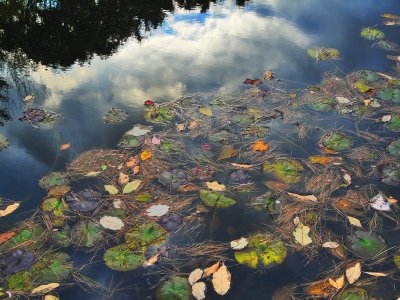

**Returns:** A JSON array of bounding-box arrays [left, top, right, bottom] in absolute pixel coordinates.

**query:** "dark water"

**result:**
[[0, 0, 399, 299]]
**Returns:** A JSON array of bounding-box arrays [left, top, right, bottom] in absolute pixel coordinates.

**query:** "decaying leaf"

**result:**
[[118, 172, 129, 185], [199, 107, 213, 116], [99, 216, 124, 230], [328, 275, 345, 289], [192, 282, 206, 300], [306, 280, 336, 297], [287, 192, 318, 202], [293, 222, 313, 246], [206, 181, 226, 192], [382, 115, 392, 122], [31, 283, 60, 294], [363, 271, 388, 277], [142, 253, 160, 268], [230, 163, 254, 169], [84, 171, 101, 177], [263, 70, 274, 80], [0, 203, 20, 217], [309, 156, 334, 165], [252, 140, 269, 152], [230, 237, 249, 250], [347, 216, 362, 228], [104, 185, 119, 195], [0, 231, 16, 244], [146, 204, 169, 217], [217, 146, 239, 161], [346, 262, 361, 284], [212, 264, 231, 296], [188, 268, 204, 285], [322, 241, 340, 249], [178, 184, 200, 193], [203, 262, 221, 277]]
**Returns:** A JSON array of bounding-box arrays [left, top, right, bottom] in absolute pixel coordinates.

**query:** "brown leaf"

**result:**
[[243, 78, 262, 86], [265, 181, 288, 191], [262, 70, 274, 80], [320, 147, 339, 155], [0, 231, 16, 244], [48, 185, 71, 197], [217, 147, 239, 161], [230, 163, 255, 169], [31, 283, 60, 294], [178, 184, 200, 193], [203, 261, 221, 277], [287, 192, 318, 202], [142, 253, 160, 268], [306, 280, 336, 297], [59, 143, 70, 151]]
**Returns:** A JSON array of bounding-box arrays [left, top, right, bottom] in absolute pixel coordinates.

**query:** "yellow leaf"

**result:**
[[309, 156, 334, 165], [199, 107, 213, 116], [293, 222, 312, 246], [364, 99, 371, 107], [118, 172, 129, 185], [140, 150, 152, 161], [0, 203, 20, 217], [230, 163, 254, 169], [363, 271, 388, 277], [320, 147, 339, 155], [262, 70, 274, 80], [31, 283, 60, 294], [142, 253, 160, 268], [123, 180, 142, 194], [347, 216, 362, 228], [44, 296, 59, 300], [306, 280, 336, 297], [289, 92, 297, 99], [212, 264, 231, 296], [328, 275, 345, 289], [252, 140, 269, 152], [192, 282, 206, 300], [176, 123, 185, 131], [59, 143, 70, 151], [217, 146, 239, 161], [206, 181, 226, 192], [189, 121, 199, 129], [345, 262, 361, 284], [287, 192, 318, 202], [84, 171, 101, 177], [188, 268, 204, 285], [104, 185, 119, 195], [382, 13, 400, 19]]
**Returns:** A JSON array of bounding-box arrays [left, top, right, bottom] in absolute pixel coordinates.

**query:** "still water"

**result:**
[[0, 0, 399, 299]]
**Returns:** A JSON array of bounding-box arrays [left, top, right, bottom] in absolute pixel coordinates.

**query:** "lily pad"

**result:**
[[250, 192, 282, 214], [0, 249, 35, 275], [388, 139, 400, 156], [262, 159, 304, 183], [242, 125, 270, 138], [346, 230, 386, 259], [378, 87, 400, 103], [71, 221, 102, 248], [20, 108, 61, 127], [125, 222, 168, 250], [358, 70, 379, 82], [40, 197, 69, 227], [360, 27, 385, 40], [158, 169, 188, 189], [104, 244, 144, 271], [394, 251, 400, 268], [156, 276, 191, 300], [39, 172, 70, 190], [1, 224, 45, 251], [103, 107, 128, 124], [309, 98, 335, 112], [7, 270, 34, 291], [159, 140, 184, 153], [230, 170, 251, 184], [322, 132, 353, 151], [64, 189, 101, 213], [199, 190, 236, 208], [336, 287, 368, 300], [208, 129, 236, 144], [386, 114, 400, 132], [48, 227, 72, 248], [145, 106, 175, 123], [32, 252, 73, 282], [158, 213, 183, 232], [307, 47, 340, 61], [117, 135, 144, 149], [0, 133, 9, 151], [374, 163, 400, 185], [234, 233, 287, 268]]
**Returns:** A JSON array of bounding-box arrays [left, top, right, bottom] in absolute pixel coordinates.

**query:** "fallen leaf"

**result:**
[[199, 107, 213, 116], [144, 99, 155, 106], [99, 216, 124, 230], [113, 199, 122, 209], [125, 125, 152, 136], [370, 193, 391, 211], [84, 171, 101, 177], [178, 184, 200, 193], [287, 192, 318, 202], [123, 180, 142, 194], [146, 204, 169, 217], [382, 115, 392, 122], [126, 158, 136, 167], [364, 99, 371, 106], [336, 96, 351, 104], [142, 253, 160, 268], [309, 156, 334, 165], [346, 262, 361, 284], [59, 143, 70, 151], [203, 262, 221, 277], [347, 216, 362, 228], [133, 166, 140, 174], [140, 150, 152, 161], [104, 185, 119, 195], [176, 123, 185, 131], [363, 271, 388, 277], [328, 275, 345, 289], [188, 268, 204, 285], [206, 181, 226, 192], [31, 283, 60, 294], [217, 146, 239, 161], [192, 282, 206, 300], [244, 78, 262, 86], [230, 237, 248, 250], [189, 121, 199, 129], [388, 196, 398, 204], [0, 231, 16, 244], [382, 13, 400, 19], [265, 180, 288, 190], [343, 173, 352, 185], [44, 296, 59, 300], [321, 147, 339, 155], [0, 203, 20, 217], [289, 92, 297, 99], [262, 70, 274, 80], [306, 280, 336, 297], [152, 135, 161, 145], [118, 172, 129, 185], [322, 241, 340, 249], [48, 185, 71, 197], [230, 163, 254, 169], [252, 140, 269, 152], [212, 264, 231, 296], [24, 95, 34, 102], [293, 222, 313, 246]]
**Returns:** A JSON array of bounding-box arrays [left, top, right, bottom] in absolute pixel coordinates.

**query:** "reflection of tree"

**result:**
[[0, 0, 248, 68]]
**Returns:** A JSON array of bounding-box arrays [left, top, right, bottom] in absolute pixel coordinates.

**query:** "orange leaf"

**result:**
[[0, 231, 16, 244], [140, 150, 152, 161], [126, 158, 136, 167], [133, 166, 140, 174], [48, 185, 71, 197], [59, 143, 70, 151], [118, 172, 129, 185], [306, 280, 336, 297], [309, 156, 334, 165], [203, 262, 221, 277], [252, 140, 269, 152], [142, 253, 160, 268], [320, 148, 339, 155]]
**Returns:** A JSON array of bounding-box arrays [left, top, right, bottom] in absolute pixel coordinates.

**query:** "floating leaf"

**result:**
[[287, 192, 318, 202], [140, 150, 152, 161], [199, 190, 236, 208], [125, 222, 168, 249], [293, 222, 312, 246], [100, 216, 124, 231], [125, 124, 153, 136], [156, 276, 191, 300], [337, 287, 368, 300], [360, 27, 385, 40], [59, 143, 70, 151], [104, 185, 119, 195], [328, 275, 345, 289], [217, 146, 239, 161], [212, 264, 231, 296], [206, 181, 226, 192], [345, 262, 361, 284], [0, 203, 20, 217], [188, 269, 203, 285], [192, 282, 206, 300], [363, 271, 388, 277], [307, 48, 340, 60], [230, 237, 249, 250], [322, 241, 340, 249], [123, 180, 142, 194], [104, 244, 144, 271], [146, 205, 169, 217], [0, 133, 9, 151], [370, 193, 391, 211], [203, 262, 221, 277], [263, 159, 304, 183], [306, 280, 336, 297], [71, 221, 102, 248], [309, 156, 334, 165], [346, 230, 386, 259], [199, 107, 213, 116], [102, 107, 128, 124], [31, 283, 60, 295], [388, 139, 400, 157], [0, 231, 16, 244], [252, 140, 269, 152], [347, 216, 362, 228], [322, 132, 353, 151]]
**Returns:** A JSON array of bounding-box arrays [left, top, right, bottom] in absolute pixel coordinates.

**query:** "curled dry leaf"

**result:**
[[84, 171, 101, 177], [192, 282, 206, 300], [363, 271, 388, 277], [188, 268, 204, 285], [0, 203, 20, 217], [206, 181, 226, 192], [322, 241, 340, 249], [328, 275, 345, 289], [142, 253, 160, 268], [230, 163, 254, 169], [99, 216, 124, 231], [230, 237, 249, 250], [347, 216, 362, 228], [212, 264, 231, 296], [203, 261, 221, 277], [31, 283, 60, 294], [287, 192, 318, 202], [346, 261, 361, 284], [263, 70, 274, 80]]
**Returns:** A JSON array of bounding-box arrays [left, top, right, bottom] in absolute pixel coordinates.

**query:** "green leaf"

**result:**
[[123, 180, 142, 194], [199, 190, 236, 208], [104, 185, 119, 195]]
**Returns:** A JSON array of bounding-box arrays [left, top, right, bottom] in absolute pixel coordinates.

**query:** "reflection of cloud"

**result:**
[[31, 1, 311, 108]]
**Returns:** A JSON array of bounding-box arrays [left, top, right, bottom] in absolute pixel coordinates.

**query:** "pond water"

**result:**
[[0, 1, 400, 299]]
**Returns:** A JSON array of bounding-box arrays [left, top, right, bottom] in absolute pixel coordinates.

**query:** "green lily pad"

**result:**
[[322, 132, 353, 151], [309, 98, 335, 112], [336, 287, 368, 300], [156, 276, 191, 300], [388, 139, 400, 156], [0, 133, 9, 151], [40, 197, 69, 227], [360, 27, 385, 40], [208, 129, 236, 144], [39, 172, 70, 190], [48, 227, 72, 248], [307, 48, 340, 60], [105, 208, 126, 219], [358, 70, 379, 82], [125, 222, 168, 250], [199, 190, 236, 208], [232, 114, 254, 125], [346, 230, 387, 259], [1, 224, 45, 251], [234, 233, 287, 268], [104, 244, 144, 271], [242, 125, 270, 138], [378, 88, 400, 103], [71, 221, 102, 248], [103, 107, 128, 124], [159, 140, 184, 153], [394, 251, 400, 268], [7, 271, 34, 292], [250, 192, 282, 214], [32, 252, 73, 282], [387, 114, 400, 132], [145, 106, 175, 123], [117, 135, 144, 149], [262, 159, 304, 183]]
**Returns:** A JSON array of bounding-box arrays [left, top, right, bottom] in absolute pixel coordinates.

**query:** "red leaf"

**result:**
[[243, 78, 262, 86], [144, 100, 155, 106]]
